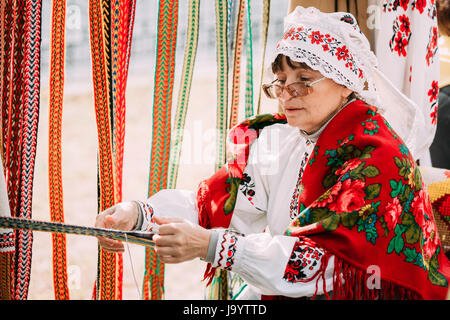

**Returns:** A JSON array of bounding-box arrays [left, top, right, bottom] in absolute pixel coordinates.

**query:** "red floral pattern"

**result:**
[[413, 0, 427, 13], [430, 105, 438, 125], [423, 219, 439, 260], [428, 80, 439, 102], [426, 27, 439, 66], [399, 14, 411, 35], [308, 31, 324, 45], [384, 197, 403, 231], [328, 179, 366, 214]]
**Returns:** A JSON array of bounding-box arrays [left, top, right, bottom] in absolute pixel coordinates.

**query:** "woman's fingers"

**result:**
[[96, 207, 125, 251], [95, 206, 115, 229], [153, 216, 184, 226]]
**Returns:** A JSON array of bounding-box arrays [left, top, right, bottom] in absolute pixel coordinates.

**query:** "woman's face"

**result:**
[[274, 56, 352, 134]]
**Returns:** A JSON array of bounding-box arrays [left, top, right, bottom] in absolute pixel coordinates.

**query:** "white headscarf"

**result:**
[[270, 6, 427, 161]]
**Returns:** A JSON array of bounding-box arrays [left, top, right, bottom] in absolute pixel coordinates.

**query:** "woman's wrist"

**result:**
[[201, 229, 218, 263], [131, 200, 143, 231]]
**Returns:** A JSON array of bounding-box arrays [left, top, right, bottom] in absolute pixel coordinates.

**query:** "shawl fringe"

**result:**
[[330, 256, 421, 300], [262, 254, 421, 300]]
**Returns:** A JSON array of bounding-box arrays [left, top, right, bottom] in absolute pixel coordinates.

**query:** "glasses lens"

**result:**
[[263, 84, 281, 99], [262, 82, 311, 99], [286, 82, 310, 97]]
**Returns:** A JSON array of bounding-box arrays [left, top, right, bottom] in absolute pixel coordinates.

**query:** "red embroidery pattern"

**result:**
[[239, 173, 256, 206], [283, 238, 325, 283], [0, 232, 15, 253], [279, 27, 363, 78], [217, 230, 239, 270], [383, 0, 410, 12], [389, 14, 411, 57], [136, 200, 156, 232], [412, 0, 427, 13], [428, 80, 439, 125], [290, 149, 311, 220], [425, 26, 439, 66]]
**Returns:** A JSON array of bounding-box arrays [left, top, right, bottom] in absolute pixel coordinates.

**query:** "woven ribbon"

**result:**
[[89, 0, 135, 300], [48, 0, 69, 300], [143, 0, 179, 301], [110, 0, 137, 300], [244, 0, 254, 119], [0, 217, 155, 248], [0, 0, 41, 300], [229, 0, 246, 129], [214, 0, 229, 173]]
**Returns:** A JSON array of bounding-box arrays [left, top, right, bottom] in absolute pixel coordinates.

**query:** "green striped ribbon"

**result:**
[[214, 0, 228, 172], [244, 0, 253, 119], [167, 0, 200, 189]]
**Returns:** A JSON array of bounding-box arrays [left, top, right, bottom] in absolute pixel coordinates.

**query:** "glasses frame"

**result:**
[[262, 76, 326, 99]]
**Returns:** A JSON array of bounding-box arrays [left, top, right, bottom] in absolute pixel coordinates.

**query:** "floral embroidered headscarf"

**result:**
[[270, 6, 428, 162]]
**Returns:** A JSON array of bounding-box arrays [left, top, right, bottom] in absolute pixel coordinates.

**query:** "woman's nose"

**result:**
[[278, 86, 294, 102]]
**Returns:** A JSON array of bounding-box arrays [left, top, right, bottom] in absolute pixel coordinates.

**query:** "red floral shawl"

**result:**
[[197, 100, 450, 299]]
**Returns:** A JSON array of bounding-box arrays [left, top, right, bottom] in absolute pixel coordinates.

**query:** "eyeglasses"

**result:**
[[262, 77, 326, 99]]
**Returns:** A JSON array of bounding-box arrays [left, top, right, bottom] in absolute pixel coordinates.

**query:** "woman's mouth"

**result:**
[[285, 107, 304, 112]]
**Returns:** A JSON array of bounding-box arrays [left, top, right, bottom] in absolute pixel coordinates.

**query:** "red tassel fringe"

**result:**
[[331, 257, 421, 300], [262, 254, 422, 300]]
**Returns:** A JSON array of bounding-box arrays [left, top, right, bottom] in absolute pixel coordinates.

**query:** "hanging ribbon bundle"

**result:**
[[142, 0, 179, 300], [0, 0, 41, 300], [89, 0, 136, 300]]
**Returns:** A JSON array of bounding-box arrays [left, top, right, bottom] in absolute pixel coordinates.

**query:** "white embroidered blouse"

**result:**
[[135, 107, 357, 298]]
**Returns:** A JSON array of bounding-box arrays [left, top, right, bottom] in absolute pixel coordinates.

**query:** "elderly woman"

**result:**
[[96, 7, 449, 299]]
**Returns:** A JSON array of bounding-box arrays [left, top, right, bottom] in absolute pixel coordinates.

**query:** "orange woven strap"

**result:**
[[89, 0, 119, 300], [109, 0, 136, 300], [89, 0, 136, 300], [143, 0, 179, 300], [48, 0, 69, 300]]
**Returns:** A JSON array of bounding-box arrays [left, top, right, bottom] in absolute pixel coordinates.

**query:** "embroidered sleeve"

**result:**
[[283, 237, 328, 284], [212, 231, 335, 298], [135, 189, 200, 232], [212, 229, 244, 270], [133, 200, 156, 232]]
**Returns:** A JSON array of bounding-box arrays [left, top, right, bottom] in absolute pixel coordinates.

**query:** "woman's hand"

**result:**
[[95, 201, 139, 253], [153, 216, 211, 264]]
